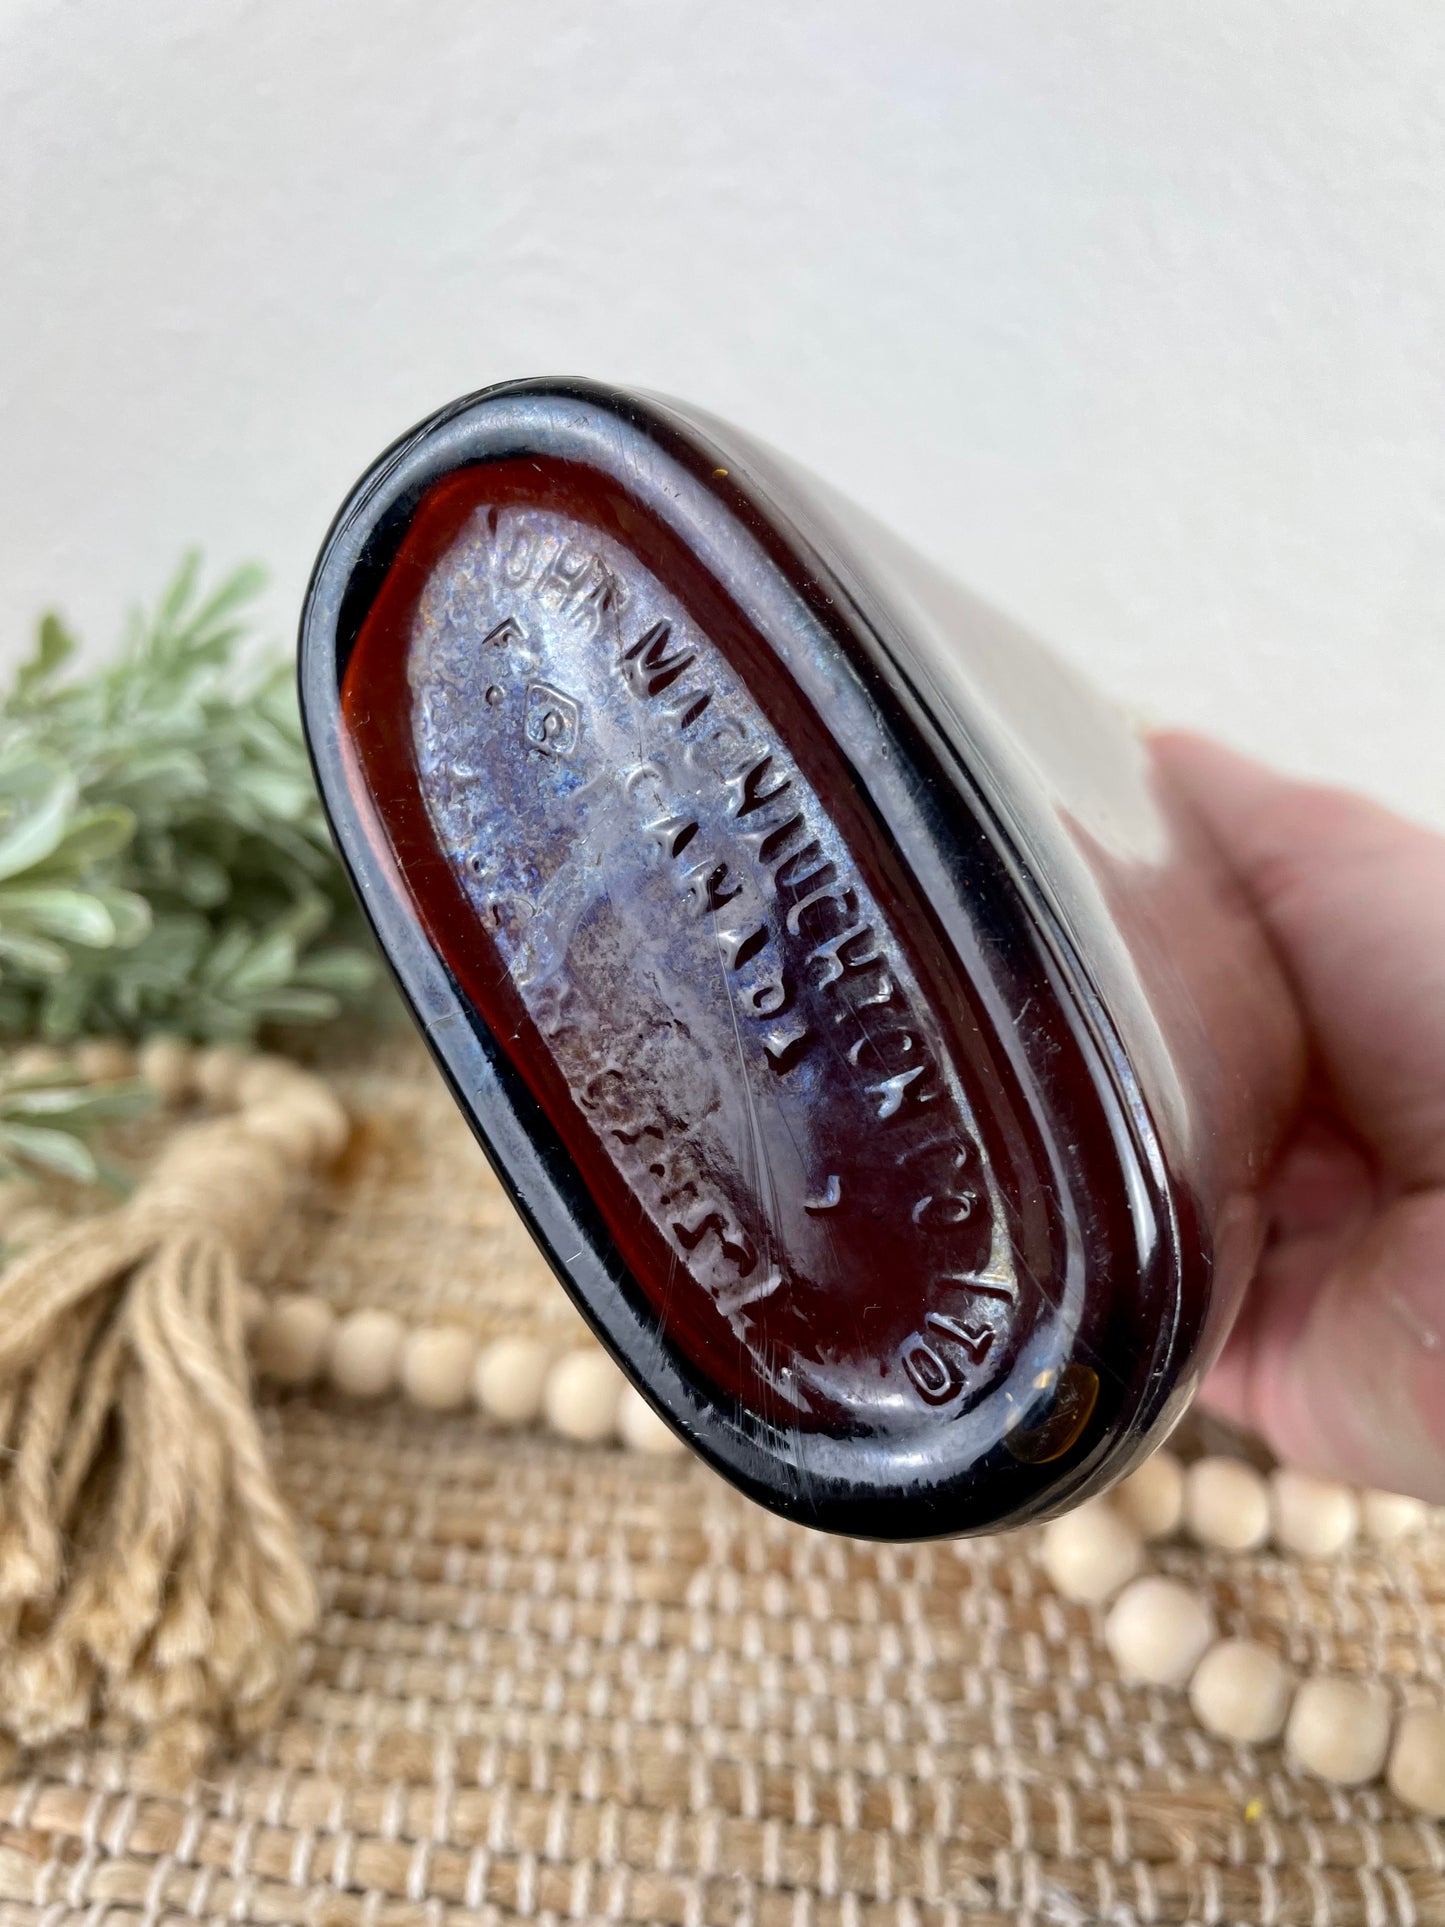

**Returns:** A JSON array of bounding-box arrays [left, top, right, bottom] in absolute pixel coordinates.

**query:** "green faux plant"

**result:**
[[0, 554, 378, 1044], [0, 1063, 153, 1189]]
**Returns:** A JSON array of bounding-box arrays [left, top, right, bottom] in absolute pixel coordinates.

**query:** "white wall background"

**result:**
[[2, 1, 1441, 826]]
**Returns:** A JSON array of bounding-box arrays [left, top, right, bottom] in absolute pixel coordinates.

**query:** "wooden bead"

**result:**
[[9, 1044, 62, 1079], [474, 1336, 550, 1426], [399, 1325, 478, 1411], [237, 1075, 349, 1165], [1286, 1676, 1391, 1786], [240, 1100, 326, 1165], [1270, 1469, 1360, 1558], [193, 1044, 250, 1107], [1361, 1489, 1429, 1544], [1189, 1638, 1294, 1744], [1387, 1707, 1445, 1818], [1184, 1456, 1271, 1552], [234, 1055, 304, 1108], [1114, 1450, 1184, 1541], [544, 1348, 624, 1444], [1038, 1502, 1144, 1604], [137, 1035, 195, 1105], [618, 1384, 686, 1456], [76, 1038, 136, 1083], [1105, 1575, 1215, 1686], [253, 1294, 336, 1386], [279, 1085, 350, 1164], [329, 1308, 404, 1399]]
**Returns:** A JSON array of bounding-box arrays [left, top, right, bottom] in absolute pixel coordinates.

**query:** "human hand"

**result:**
[[1153, 732, 1445, 1503]]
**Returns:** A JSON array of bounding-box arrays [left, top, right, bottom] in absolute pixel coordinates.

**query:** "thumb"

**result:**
[[1212, 1184, 1445, 1501]]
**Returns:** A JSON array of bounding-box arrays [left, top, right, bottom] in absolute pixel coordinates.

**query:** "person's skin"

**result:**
[[1152, 733, 1445, 1504]]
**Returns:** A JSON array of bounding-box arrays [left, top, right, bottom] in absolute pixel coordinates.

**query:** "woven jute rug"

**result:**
[[1, 1036, 1442, 1927]]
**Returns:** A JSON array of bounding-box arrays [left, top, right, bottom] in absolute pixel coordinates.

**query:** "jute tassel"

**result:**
[[0, 1057, 346, 1779]]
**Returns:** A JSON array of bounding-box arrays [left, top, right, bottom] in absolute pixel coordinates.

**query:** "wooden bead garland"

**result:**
[[1039, 1502, 1144, 1603], [1183, 1454, 1271, 1551], [1189, 1638, 1294, 1744], [1035, 1445, 1445, 1813], [1113, 1450, 1185, 1541], [75, 1037, 136, 1084], [251, 1292, 335, 1386], [1104, 1574, 1215, 1686], [1388, 1707, 1445, 1818], [619, 1382, 688, 1455], [474, 1334, 550, 1426], [328, 1307, 405, 1398], [1287, 1677, 1392, 1786], [1362, 1487, 1429, 1544], [1269, 1467, 1361, 1558], [5, 1039, 1440, 1812], [398, 1324, 477, 1411], [249, 1287, 686, 1455], [135, 1034, 195, 1106]]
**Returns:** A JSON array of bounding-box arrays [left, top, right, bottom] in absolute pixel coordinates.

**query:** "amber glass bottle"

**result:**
[[300, 379, 1301, 1538]]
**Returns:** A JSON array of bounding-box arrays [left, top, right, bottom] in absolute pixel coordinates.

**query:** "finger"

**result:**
[[1204, 1189, 1445, 1501], [1203, 1121, 1374, 1437], [1153, 731, 1445, 1189]]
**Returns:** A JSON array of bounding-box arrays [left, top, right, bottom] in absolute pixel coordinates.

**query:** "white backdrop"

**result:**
[[2, 1, 1441, 826]]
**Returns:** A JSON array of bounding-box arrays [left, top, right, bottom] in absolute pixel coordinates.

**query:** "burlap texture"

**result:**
[[0, 1036, 1442, 1927]]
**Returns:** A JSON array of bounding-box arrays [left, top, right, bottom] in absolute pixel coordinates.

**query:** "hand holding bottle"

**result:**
[[1156, 733, 1445, 1503]]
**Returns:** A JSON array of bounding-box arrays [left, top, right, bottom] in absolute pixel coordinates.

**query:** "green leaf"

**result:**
[[0, 1121, 98, 1183], [87, 1158, 135, 1198], [9, 612, 78, 709], [271, 890, 331, 947], [0, 928, 71, 976], [120, 912, 209, 986], [198, 925, 253, 986], [37, 972, 93, 1038], [0, 758, 78, 880], [251, 986, 341, 1023], [154, 550, 202, 634], [187, 561, 267, 637], [171, 851, 231, 907], [0, 886, 118, 948], [40, 804, 137, 871], [225, 929, 298, 997], [1, 1082, 153, 1125], [295, 948, 378, 994], [102, 749, 209, 801], [92, 888, 152, 948], [231, 767, 316, 821]]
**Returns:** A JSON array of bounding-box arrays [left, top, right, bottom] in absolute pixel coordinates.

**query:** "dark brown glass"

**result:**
[[301, 379, 1303, 1537]]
